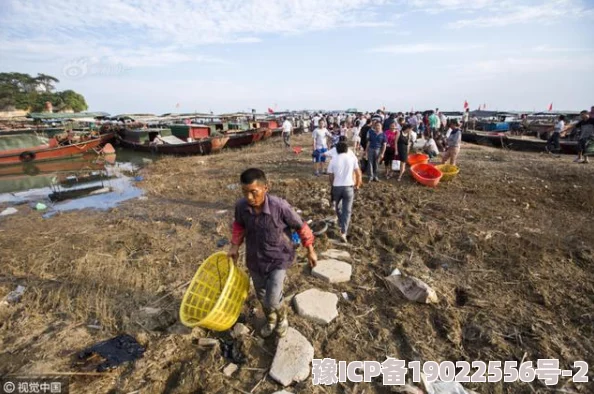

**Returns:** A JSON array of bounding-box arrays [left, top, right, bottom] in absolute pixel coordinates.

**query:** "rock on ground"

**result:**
[[273, 391, 294, 394], [312, 259, 352, 283], [269, 327, 314, 386], [293, 289, 338, 324], [320, 249, 351, 260], [223, 363, 238, 377]]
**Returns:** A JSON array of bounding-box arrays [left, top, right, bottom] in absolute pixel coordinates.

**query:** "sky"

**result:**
[[0, 0, 593, 115]]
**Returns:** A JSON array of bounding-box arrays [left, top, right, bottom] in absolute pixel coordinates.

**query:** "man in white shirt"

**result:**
[[312, 120, 332, 176], [312, 114, 321, 132], [423, 135, 439, 159], [328, 141, 362, 244], [282, 117, 293, 148]]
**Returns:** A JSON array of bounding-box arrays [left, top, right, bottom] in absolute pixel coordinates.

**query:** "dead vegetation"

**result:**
[[1, 135, 593, 393]]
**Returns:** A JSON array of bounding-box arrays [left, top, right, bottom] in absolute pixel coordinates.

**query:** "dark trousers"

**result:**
[[546, 133, 560, 152]]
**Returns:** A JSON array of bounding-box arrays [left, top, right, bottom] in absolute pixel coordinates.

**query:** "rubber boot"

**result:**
[[274, 305, 288, 337], [260, 307, 277, 338]]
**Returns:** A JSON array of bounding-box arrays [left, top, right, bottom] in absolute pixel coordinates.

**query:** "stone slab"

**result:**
[[294, 289, 338, 324], [269, 327, 314, 386], [312, 259, 352, 283]]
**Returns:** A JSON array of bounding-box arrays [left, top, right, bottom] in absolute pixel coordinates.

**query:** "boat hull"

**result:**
[[226, 132, 255, 148], [0, 139, 102, 165], [118, 136, 228, 155]]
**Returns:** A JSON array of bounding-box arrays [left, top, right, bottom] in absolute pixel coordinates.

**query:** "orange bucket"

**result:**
[[407, 153, 429, 166], [410, 163, 442, 187]]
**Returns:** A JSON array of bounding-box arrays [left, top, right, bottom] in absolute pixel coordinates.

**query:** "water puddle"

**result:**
[[0, 148, 155, 217]]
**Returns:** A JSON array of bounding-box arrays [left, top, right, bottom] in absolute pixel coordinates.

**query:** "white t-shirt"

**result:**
[[328, 152, 359, 187], [324, 147, 357, 160], [313, 127, 330, 150], [554, 120, 564, 133], [313, 116, 320, 127], [424, 138, 439, 154], [282, 120, 292, 133]]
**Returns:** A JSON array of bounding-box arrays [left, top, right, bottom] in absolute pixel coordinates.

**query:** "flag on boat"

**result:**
[[463, 100, 469, 110], [548, 102, 553, 111], [483, 103, 486, 110], [267, 107, 274, 114], [175, 103, 180, 108]]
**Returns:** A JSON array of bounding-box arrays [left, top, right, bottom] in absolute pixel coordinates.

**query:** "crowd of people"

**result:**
[[283, 109, 463, 180]]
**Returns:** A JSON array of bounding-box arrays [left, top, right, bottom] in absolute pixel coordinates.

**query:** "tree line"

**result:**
[[0, 72, 88, 113]]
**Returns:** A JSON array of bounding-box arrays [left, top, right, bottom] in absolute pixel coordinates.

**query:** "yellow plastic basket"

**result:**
[[434, 164, 460, 181], [179, 252, 249, 331]]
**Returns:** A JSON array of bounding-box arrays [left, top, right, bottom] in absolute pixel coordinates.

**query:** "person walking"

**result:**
[[328, 142, 362, 244], [312, 120, 332, 176], [229, 168, 317, 338], [462, 108, 470, 132], [281, 117, 293, 148], [573, 110, 594, 163], [383, 122, 397, 179], [364, 122, 387, 182], [396, 124, 412, 182], [359, 118, 372, 155], [429, 110, 440, 139]]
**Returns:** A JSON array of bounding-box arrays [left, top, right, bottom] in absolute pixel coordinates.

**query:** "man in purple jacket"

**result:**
[[229, 168, 317, 338]]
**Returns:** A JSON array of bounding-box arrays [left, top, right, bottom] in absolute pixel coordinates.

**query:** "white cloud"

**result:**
[[369, 43, 482, 54], [445, 0, 592, 28], [0, 0, 393, 70], [532, 45, 593, 52]]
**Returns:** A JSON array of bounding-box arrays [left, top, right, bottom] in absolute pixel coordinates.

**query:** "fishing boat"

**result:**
[[462, 130, 578, 154], [0, 133, 103, 166], [0, 153, 104, 177], [117, 128, 229, 155]]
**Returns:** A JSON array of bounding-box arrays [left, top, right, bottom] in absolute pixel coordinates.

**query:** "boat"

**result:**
[[462, 130, 578, 154], [225, 131, 256, 148], [117, 128, 229, 155], [0, 135, 103, 166], [0, 154, 104, 177]]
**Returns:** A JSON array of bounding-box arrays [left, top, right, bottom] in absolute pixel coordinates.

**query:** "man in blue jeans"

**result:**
[[364, 122, 387, 181], [328, 142, 362, 243]]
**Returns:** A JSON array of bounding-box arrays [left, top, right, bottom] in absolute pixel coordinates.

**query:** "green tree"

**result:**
[[0, 72, 88, 112], [35, 73, 60, 92]]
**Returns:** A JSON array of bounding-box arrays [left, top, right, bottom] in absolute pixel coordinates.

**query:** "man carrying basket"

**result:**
[[228, 168, 318, 338]]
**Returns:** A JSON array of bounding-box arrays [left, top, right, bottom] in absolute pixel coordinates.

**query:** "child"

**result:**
[[423, 133, 439, 160], [229, 168, 317, 338]]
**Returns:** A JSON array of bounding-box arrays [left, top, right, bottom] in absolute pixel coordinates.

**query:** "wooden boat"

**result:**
[[225, 131, 256, 148], [251, 130, 265, 143], [118, 132, 229, 155], [0, 154, 104, 177], [462, 130, 578, 154], [0, 138, 103, 166]]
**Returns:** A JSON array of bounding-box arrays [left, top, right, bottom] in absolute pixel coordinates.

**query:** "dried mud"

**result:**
[[1, 135, 593, 394]]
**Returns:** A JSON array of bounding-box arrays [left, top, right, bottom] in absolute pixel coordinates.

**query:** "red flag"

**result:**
[[267, 107, 274, 114], [548, 102, 553, 111], [463, 100, 469, 109]]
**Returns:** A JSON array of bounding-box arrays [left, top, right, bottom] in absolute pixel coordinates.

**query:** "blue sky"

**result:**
[[1, 0, 593, 114]]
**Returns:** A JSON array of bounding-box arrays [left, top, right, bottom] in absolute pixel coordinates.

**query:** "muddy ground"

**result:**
[[1, 134, 593, 394]]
